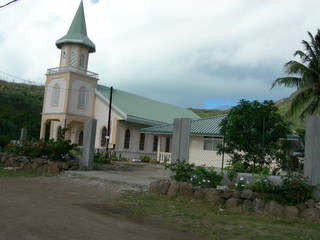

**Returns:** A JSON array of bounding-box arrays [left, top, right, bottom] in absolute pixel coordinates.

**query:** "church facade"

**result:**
[[39, 1, 199, 160]]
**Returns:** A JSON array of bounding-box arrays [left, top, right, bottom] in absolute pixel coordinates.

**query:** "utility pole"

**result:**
[[106, 86, 113, 155]]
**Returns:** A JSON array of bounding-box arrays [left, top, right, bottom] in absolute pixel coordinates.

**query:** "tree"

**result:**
[[218, 99, 290, 172], [272, 29, 320, 118]]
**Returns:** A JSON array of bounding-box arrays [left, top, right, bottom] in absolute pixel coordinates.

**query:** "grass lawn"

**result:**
[[111, 192, 320, 240]]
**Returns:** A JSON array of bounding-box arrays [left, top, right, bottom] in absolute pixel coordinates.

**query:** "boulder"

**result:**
[[253, 198, 266, 212], [48, 162, 62, 174], [264, 200, 284, 218], [296, 202, 307, 212], [283, 205, 299, 218], [242, 199, 253, 212], [306, 199, 316, 208], [205, 188, 222, 204], [179, 183, 194, 198], [241, 189, 254, 200], [221, 190, 233, 199], [147, 180, 171, 195], [300, 208, 320, 221], [193, 188, 209, 199], [166, 182, 180, 196], [231, 190, 241, 198], [225, 198, 243, 210]]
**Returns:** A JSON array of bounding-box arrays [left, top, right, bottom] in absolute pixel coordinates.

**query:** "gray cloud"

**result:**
[[0, 0, 318, 108]]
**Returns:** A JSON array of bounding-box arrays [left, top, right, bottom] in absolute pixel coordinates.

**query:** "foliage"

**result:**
[[263, 174, 316, 205], [272, 29, 320, 118], [165, 160, 223, 187], [0, 80, 44, 147], [190, 166, 223, 188], [3, 138, 77, 162], [218, 99, 291, 172], [140, 155, 151, 163], [165, 160, 195, 182], [94, 150, 111, 164], [233, 176, 251, 191], [249, 174, 274, 193]]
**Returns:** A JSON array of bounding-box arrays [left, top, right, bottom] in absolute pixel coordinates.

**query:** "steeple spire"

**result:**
[[56, 1, 96, 53]]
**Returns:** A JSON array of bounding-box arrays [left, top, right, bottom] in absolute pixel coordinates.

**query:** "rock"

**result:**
[[61, 162, 69, 170], [241, 189, 254, 200], [283, 205, 299, 218], [216, 185, 229, 192], [242, 199, 253, 212], [38, 164, 48, 174], [167, 182, 180, 196], [300, 208, 320, 221], [193, 188, 209, 199], [253, 198, 266, 212], [231, 190, 241, 198], [179, 183, 194, 198], [20, 162, 33, 170], [264, 200, 284, 218], [306, 199, 316, 208], [33, 158, 47, 166], [67, 160, 78, 168], [225, 198, 243, 210], [221, 190, 233, 199], [148, 180, 161, 193], [157, 181, 171, 195], [296, 202, 307, 212], [48, 162, 62, 174], [205, 188, 222, 204]]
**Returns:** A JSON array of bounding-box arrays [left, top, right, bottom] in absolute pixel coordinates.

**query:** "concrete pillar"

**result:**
[[20, 128, 27, 140], [171, 118, 191, 164], [157, 135, 162, 162], [81, 119, 97, 170], [304, 114, 320, 185], [40, 121, 46, 139]]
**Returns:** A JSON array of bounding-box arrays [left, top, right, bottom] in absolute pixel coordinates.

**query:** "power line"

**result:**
[[0, 0, 19, 9], [0, 69, 41, 85]]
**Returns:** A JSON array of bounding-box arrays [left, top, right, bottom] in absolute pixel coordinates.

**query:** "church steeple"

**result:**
[[56, 0, 95, 53]]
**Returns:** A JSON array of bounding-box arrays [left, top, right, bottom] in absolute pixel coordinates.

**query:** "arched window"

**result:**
[[139, 133, 145, 150], [78, 130, 84, 146], [79, 53, 85, 68], [101, 127, 107, 147], [78, 86, 87, 109], [124, 129, 130, 149], [51, 84, 60, 106]]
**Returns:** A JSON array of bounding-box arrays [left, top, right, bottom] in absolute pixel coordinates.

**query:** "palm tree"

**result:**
[[272, 29, 320, 118]]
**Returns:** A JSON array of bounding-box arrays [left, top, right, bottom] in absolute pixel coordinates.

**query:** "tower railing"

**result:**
[[46, 66, 99, 79]]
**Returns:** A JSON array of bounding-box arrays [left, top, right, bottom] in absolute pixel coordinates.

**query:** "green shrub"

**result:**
[[94, 150, 111, 164], [140, 155, 151, 163], [3, 138, 77, 162], [165, 160, 195, 182], [249, 174, 273, 193], [190, 166, 223, 188], [264, 174, 316, 205], [165, 160, 223, 187]]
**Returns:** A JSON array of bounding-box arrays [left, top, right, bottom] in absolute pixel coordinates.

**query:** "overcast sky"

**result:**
[[0, 0, 319, 109]]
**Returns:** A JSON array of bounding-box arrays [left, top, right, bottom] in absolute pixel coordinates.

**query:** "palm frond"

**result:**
[[290, 88, 314, 117], [300, 97, 320, 118], [271, 76, 301, 89]]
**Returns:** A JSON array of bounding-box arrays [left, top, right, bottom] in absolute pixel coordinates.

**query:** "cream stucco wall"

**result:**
[[68, 80, 95, 117], [93, 97, 123, 148], [189, 136, 230, 168], [44, 78, 67, 114]]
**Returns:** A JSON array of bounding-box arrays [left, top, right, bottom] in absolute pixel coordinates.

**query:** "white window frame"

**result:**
[[203, 136, 223, 151], [51, 84, 60, 106], [78, 86, 87, 109]]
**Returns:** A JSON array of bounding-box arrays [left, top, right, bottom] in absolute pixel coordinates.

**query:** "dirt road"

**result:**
[[0, 167, 204, 240]]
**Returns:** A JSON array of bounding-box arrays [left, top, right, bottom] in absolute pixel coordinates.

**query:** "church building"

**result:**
[[40, 1, 199, 160]]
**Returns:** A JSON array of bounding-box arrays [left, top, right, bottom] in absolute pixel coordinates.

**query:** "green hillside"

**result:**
[[187, 108, 227, 118], [0, 80, 44, 147]]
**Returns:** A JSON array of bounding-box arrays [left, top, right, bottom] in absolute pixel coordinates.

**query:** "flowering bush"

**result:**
[[165, 160, 223, 187], [3, 138, 77, 162], [233, 176, 250, 191]]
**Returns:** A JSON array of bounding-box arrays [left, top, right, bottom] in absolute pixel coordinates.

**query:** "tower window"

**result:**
[[78, 86, 87, 109], [101, 127, 107, 147], [51, 84, 60, 106], [124, 129, 130, 149], [139, 133, 145, 150]]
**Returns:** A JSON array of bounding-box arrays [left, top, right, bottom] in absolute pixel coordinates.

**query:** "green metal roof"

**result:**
[[56, 1, 96, 53], [141, 115, 226, 135], [96, 84, 200, 126]]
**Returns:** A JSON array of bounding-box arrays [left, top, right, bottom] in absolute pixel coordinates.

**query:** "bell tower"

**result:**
[[40, 1, 99, 145]]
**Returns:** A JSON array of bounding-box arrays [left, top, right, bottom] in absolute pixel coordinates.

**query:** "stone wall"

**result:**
[[0, 152, 79, 174], [148, 180, 320, 222]]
